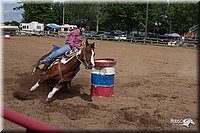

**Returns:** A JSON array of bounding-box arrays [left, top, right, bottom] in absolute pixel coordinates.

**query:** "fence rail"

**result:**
[[2, 107, 64, 133], [85, 36, 198, 47], [14, 32, 199, 47]]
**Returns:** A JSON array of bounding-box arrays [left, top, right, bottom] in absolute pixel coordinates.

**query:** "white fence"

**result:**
[[85, 36, 198, 47]]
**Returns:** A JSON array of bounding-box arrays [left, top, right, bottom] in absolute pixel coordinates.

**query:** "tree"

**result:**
[[4, 21, 20, 26], [13, 2, 198, 34], [168, 3, 198, 34], [64, 3, 97, 30]]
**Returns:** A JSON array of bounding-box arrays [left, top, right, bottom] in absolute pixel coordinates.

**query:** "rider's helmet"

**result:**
[[77, 19, 88, 28]]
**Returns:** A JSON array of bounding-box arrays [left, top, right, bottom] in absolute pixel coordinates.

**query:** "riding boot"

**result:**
[[38, 63, 46, 70]]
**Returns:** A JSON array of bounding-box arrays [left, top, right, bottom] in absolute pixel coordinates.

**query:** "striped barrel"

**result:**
[[91, 58, 116, 98]]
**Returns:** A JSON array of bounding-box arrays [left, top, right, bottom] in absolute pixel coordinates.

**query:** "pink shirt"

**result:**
[[65, 28, 83, 50]]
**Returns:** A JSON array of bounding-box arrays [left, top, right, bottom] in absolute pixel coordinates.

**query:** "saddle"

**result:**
[[52, 44, 77, 58], [41, 44, 79, 71]]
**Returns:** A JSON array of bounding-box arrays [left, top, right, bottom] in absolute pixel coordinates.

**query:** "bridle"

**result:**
[[76, 47, 90, 68]]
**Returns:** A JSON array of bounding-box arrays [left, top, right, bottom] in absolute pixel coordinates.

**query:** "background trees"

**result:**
[[8, 2, 198, 35]]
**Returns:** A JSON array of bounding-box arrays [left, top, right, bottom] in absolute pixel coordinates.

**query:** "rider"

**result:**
[[38, 19, 87, 69]]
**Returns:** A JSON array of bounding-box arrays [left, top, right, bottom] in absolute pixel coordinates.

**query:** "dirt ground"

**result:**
[[2, 36, 199, 132]]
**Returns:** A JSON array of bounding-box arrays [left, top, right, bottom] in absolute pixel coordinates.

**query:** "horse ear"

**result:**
[[90, 43, 95, 49], [85, 38, 89, 46]]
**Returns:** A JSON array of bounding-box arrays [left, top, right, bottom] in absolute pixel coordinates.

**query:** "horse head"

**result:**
[[79, 39, 95, 69]]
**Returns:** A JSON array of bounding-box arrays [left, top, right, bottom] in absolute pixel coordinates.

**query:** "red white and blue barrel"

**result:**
[[91, 58, 116, 98]]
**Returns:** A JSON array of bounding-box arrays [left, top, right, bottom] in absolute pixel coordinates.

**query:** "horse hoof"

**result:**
[[28, 91, 32, 95], [80, 89, 85, 94], [45, 98, 53, 103], [80, 91, 85, 95], [42, 99, 50, 104]]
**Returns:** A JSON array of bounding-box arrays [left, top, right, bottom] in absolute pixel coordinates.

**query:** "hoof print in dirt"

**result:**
[[13, 91, 36, 100]]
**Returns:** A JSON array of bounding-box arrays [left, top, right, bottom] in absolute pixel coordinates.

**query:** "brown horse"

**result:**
[[30, 39, 95, 102]]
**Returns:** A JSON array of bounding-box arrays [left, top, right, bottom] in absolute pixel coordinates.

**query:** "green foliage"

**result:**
[[99, 3, 146, 32], [168, 3, 198, 34], [64, 3, 97, 29], [21, 3, 57, 24], [4, 21, 20, 26], [14, 2, 198, 34]]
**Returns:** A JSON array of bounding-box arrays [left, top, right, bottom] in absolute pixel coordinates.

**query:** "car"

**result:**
[[114, 33, 128, 40], [127, 32, 144, 40], [83, 31, 96, 37], [104, 32, 115, 39], [93, 31, 109, 39], [112, 30, 123, 35]]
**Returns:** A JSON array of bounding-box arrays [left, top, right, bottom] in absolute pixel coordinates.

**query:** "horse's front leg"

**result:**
[[46, 83, 62, 102]]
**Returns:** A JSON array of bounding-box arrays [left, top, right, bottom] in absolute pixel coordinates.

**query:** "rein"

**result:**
[[76, 48, 87, 65], [76, 55, 85, 65]]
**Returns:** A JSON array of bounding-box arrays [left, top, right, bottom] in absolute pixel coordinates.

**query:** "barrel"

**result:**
[[91, 58, 116, 98]]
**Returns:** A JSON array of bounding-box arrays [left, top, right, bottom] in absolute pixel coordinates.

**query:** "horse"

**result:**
[[29, 39, 95, 102]]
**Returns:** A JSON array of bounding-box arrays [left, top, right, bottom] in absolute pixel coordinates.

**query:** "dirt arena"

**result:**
[[2, 36, 198, 132]]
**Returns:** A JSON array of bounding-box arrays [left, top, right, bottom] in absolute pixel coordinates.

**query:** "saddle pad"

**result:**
[[52, 44, 63, 59], [52, 44, 60, 52]]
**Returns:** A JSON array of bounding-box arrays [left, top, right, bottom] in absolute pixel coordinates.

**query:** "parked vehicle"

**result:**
[[83, 31, 96, 37], [19, 21, 44, 35], [112, 30, 123, 35], [93, 31, 110, 38], [104, 32, 115, 39], [127, 32, 144, 40], [114, 33, 127, 40]]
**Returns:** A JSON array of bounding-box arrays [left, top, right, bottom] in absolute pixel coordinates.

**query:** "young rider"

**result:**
[[38, 19, 87, 69]]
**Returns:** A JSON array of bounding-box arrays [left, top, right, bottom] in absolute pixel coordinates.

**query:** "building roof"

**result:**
[[60, 24, 77, 28], [0, 25, 19, 30]]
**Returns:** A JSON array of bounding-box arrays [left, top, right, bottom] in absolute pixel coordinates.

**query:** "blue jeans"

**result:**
[[40, 44, 72, 63]]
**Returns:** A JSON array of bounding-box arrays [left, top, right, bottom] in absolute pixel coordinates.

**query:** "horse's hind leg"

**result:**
[[66, 81, 71, 90]]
